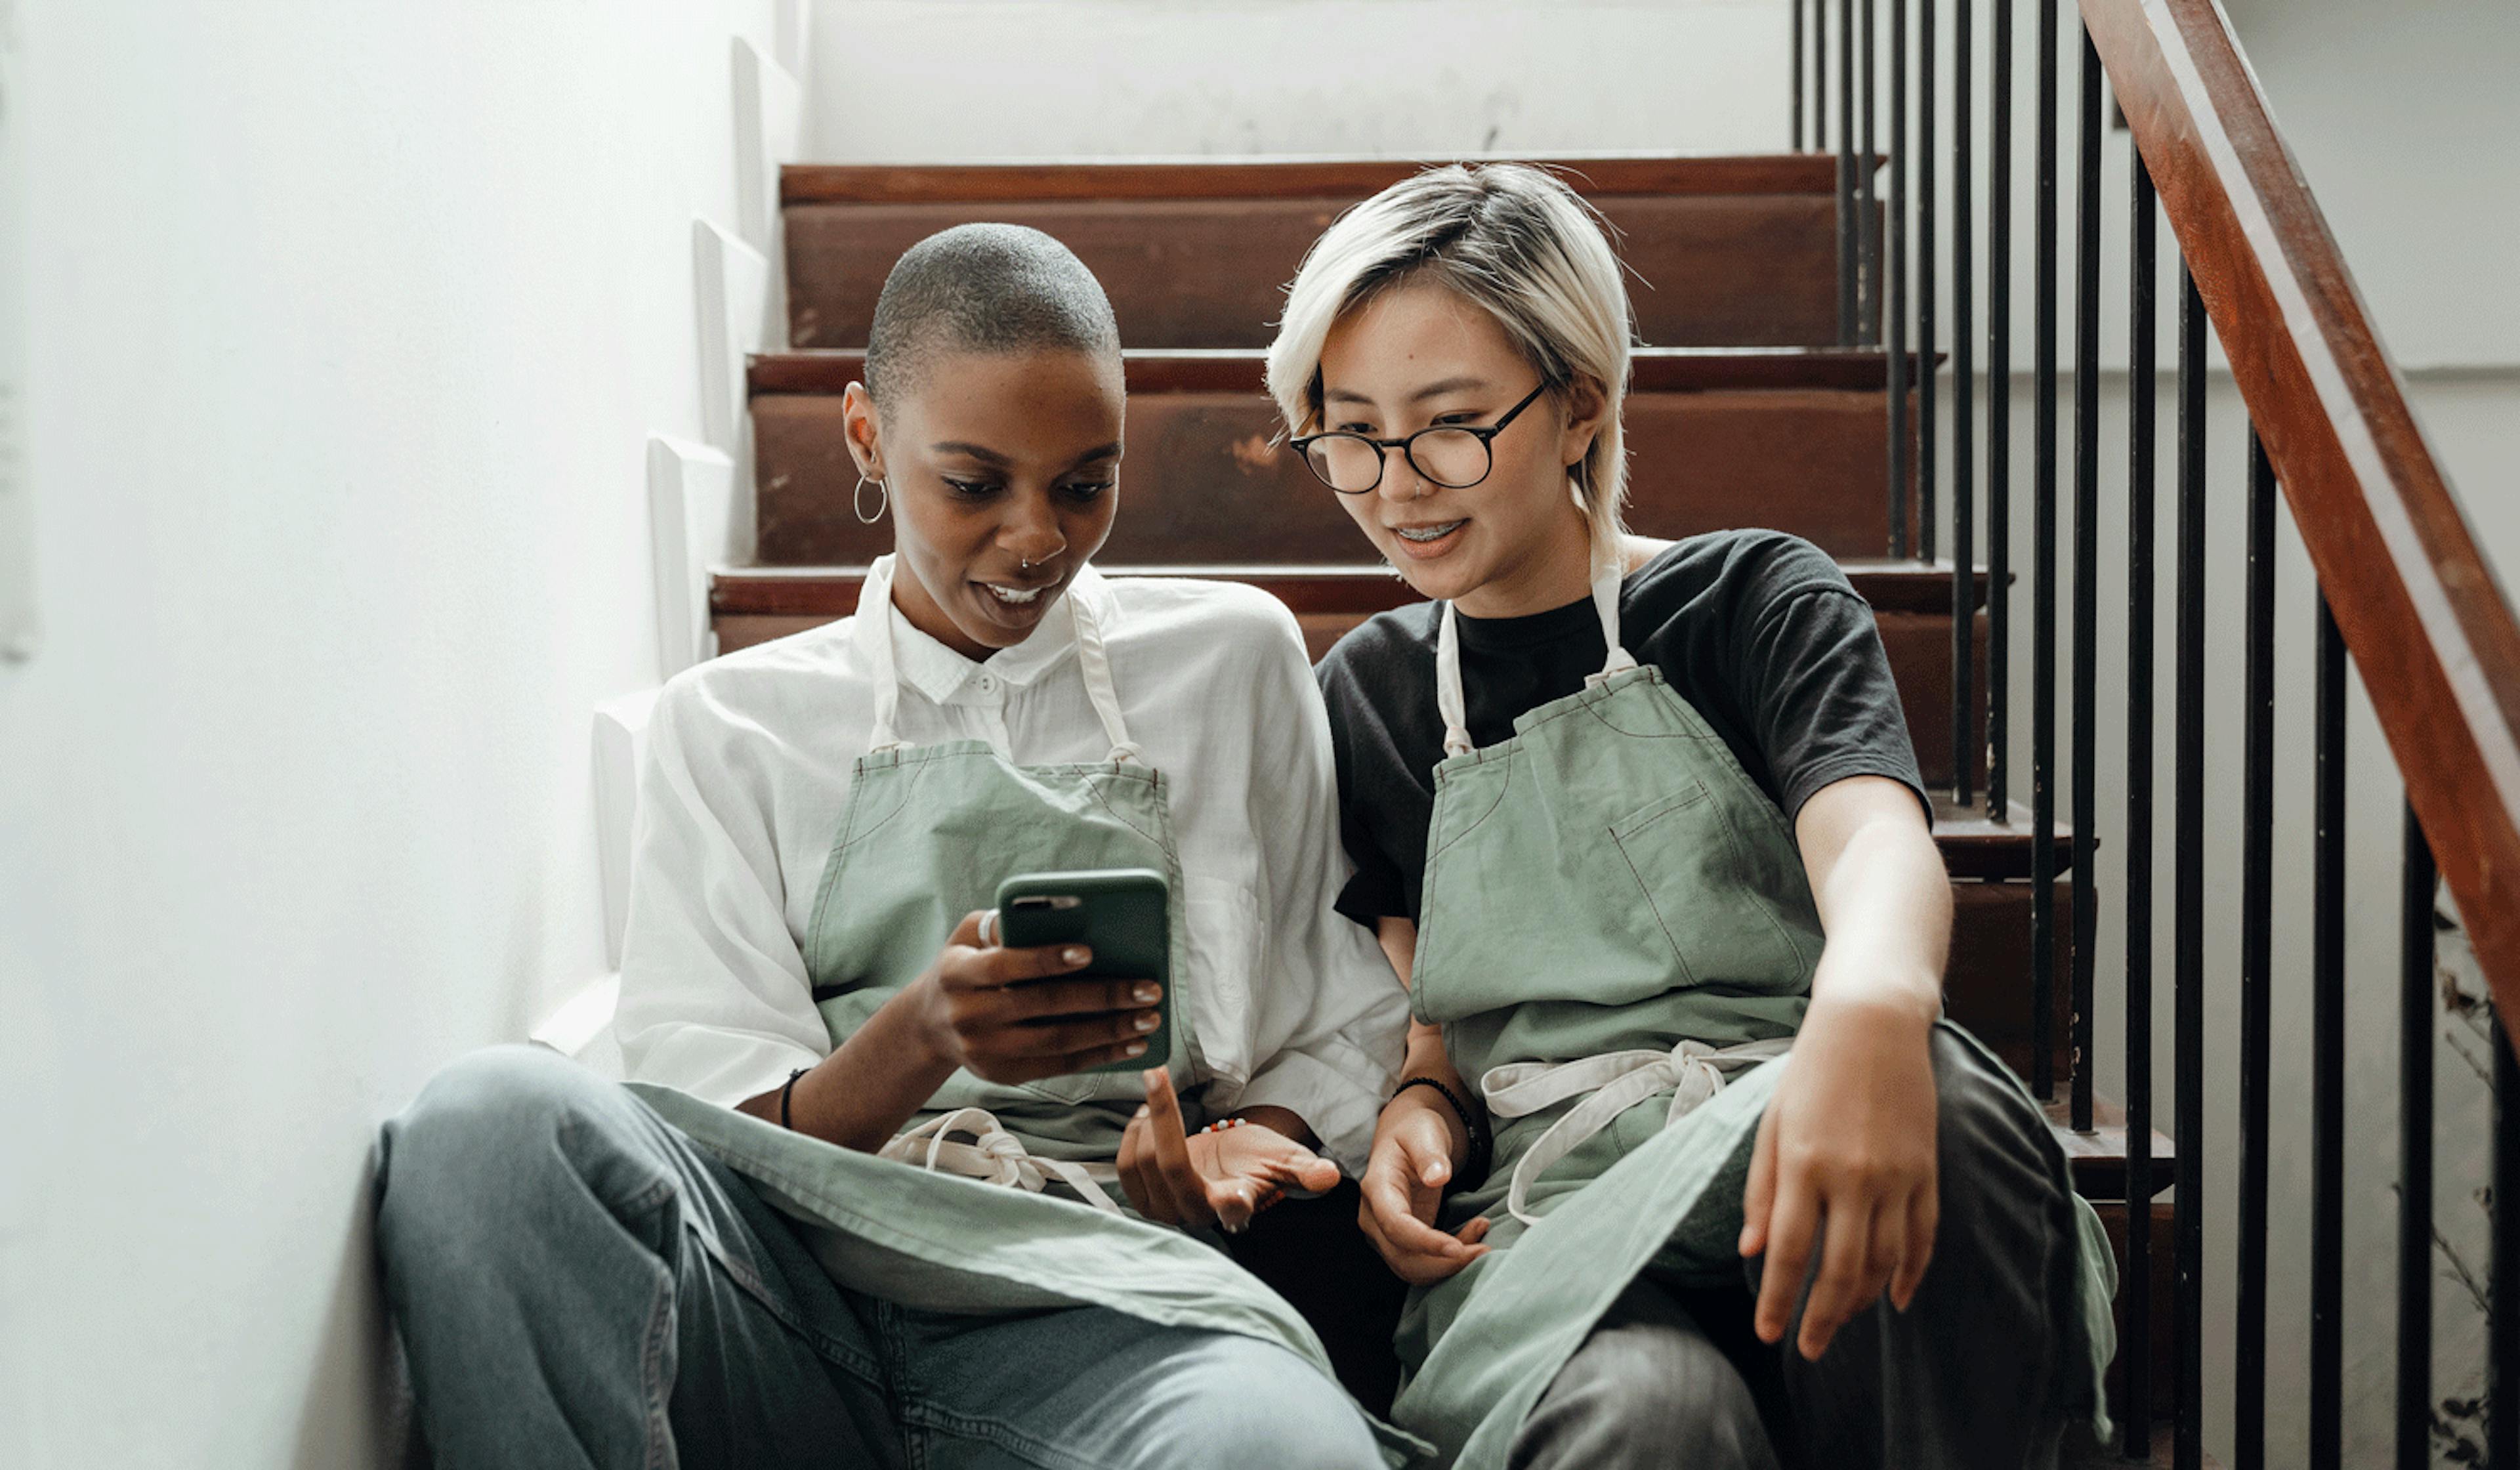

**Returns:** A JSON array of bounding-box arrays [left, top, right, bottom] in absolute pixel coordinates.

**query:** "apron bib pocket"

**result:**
[[1606, 780, 1808, 987]]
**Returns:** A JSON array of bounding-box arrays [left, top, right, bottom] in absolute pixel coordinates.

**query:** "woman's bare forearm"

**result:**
[[1794, 776, 1950, 1027], [737, 986, 956, 1151]]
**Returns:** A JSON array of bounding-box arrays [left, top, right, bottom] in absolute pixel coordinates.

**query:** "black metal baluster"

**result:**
[[2069, 20, 2099, 1133], [2311, 593, 2346, 1470], [1918, 0, 1939, 564], [2399, 805, 2436, 1470], [1794, 0, 1808, 151], [1855, 0, 1874, 343], [2237, 428, 2276, 1470], [2174, 261, 2207, 1470], [1839, 0, 1860, 344], [1816, 0, 1830, 164], [1950, 0, 1975, 806], [2030, 0, 2060, 1099], [2494, 1014, 2520, 1470], [2122, 148, 2159, 1464], [1888, 0, 1910, 556], [1987, 0, 2012, 820]]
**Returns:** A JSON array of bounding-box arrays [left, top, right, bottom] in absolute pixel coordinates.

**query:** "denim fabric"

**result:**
[[377, 1047, 1383, 1470]]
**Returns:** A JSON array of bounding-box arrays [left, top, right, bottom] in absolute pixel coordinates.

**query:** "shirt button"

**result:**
[[976, 675, 998, 693]]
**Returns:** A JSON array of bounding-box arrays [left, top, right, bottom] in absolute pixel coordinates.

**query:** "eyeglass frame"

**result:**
[[1286, 379, 1555, 495]]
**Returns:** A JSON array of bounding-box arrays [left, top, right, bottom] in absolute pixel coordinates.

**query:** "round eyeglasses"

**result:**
[[1288, 381, 1552, 495]]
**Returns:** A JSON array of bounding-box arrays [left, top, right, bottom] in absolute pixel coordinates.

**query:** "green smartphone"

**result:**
[[993, 867, 1173, 1075]]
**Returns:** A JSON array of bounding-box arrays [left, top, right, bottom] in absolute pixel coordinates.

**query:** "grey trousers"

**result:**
[[374, 1046, 1384, 1470], [1509, 1028, 2084, 1470]]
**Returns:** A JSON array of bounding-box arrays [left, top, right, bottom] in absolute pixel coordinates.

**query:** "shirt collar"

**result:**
[[856, 564, 1114, 706]]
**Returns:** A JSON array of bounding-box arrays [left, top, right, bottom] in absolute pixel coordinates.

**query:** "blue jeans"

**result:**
[[375, 1047, 1384, 1470]]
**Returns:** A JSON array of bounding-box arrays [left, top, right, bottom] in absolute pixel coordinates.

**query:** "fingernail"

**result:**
[[1125, 1041, 1148, 1057], [1133, 1012, 1159, 1033], [1133, 983, 1161, 1004], [1064, 946, 1090, 965]]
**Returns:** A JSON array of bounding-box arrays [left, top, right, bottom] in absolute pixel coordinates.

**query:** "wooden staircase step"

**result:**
[[749, 347, 1928, 568], [1932, 793, 2079, 881], [782, 154, 1871, 205], [2044, 1095, 2176, 1202], [783, 156, 1878, 350]]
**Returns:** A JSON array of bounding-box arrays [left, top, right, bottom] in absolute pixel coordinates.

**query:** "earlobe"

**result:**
[[839, 381, 886, 480]]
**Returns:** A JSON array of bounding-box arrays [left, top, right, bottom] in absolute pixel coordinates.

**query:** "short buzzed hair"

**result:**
[[862, 223, 1122, 411]]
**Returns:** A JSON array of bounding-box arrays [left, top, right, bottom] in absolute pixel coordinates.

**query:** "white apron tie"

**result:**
[[1437, 557, 1639, 758], [1482, 1037, 1792, 1225], [878, 1107, 1127, 1214]]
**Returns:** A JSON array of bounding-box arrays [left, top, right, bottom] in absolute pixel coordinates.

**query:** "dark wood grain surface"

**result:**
[[782, 154, 1869, 205], [750, 378, 1922, 564], [785, 194, 1866, 348]]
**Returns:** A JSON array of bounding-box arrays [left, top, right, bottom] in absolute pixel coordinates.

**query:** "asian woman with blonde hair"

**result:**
[[1269, 163, 2116, 1469]]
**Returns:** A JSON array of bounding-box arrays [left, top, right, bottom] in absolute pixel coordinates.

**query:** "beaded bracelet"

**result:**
[[1199, 1117, 1249, 1135], [1392, 1076, 1491, 1183]]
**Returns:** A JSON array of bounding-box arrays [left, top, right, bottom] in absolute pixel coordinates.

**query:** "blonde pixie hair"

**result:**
[[1265, 163, 1637, 562]]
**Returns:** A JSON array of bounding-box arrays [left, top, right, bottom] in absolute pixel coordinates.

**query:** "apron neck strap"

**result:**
[[1437, 558, 1640, 759], [860, 555, 1139, 763]]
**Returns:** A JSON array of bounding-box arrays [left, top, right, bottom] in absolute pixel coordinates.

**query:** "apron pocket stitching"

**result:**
[[1578, 695, 1706, 741], [1084, 774, 1164, 848], [835, 759, 934, 855], [1609, 821, 1702, 986], [1708, 798, 1813, 968], [1426, 751, 1516, 862]]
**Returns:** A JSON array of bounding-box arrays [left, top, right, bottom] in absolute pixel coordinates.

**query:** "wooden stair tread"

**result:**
[[749, 346, 1944, 398], [750, 381, 1936, 563], [710, 560, 1984, 616], [785, 182, 1874, 350], [1933, 793, 2080, 879], [2044, 1095, 2175, 1201], [782, 153, 1881, 206]]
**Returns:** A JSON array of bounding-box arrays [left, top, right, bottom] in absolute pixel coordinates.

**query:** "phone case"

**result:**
[[993, 868, 1172, 1075]]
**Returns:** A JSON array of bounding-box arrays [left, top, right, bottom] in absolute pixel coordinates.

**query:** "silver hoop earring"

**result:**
[[852, 476, 889, 524]]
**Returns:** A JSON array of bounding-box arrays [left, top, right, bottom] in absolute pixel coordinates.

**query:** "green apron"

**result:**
[[1387, 562, 2117, 1469], [624, 555, 1425, 1465]]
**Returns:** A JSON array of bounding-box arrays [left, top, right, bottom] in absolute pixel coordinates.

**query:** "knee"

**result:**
[[1930, 1030, 2060, 1185], [1165, 1340, 1383, 1470], [1924, 1028, 2075, 1267], [1517, 1322, 1772, 1470], [376, 1046, 631, 1257]]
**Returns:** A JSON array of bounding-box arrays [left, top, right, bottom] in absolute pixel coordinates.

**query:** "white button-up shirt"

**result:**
[[613, 568, 1408, 1171]]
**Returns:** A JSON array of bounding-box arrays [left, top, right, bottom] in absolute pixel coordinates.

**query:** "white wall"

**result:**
[[808, 0, 1792, 161], [0, 3, 782, 1465]]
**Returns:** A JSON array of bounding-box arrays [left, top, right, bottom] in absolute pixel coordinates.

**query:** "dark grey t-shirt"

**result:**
[[1314, 530, 1929, 926]]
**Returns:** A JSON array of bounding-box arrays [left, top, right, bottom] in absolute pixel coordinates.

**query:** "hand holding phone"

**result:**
[[992, 868, 1173, 1076], [908, 908, 1164, 1087]]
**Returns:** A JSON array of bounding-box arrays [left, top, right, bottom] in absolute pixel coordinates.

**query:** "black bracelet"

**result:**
[[1392, 1076, 1490, 1183], [779, 1067, 809, 1131]]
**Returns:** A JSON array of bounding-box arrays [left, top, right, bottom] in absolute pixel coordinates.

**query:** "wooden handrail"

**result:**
[[2084, 0, 2520, 1009]]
